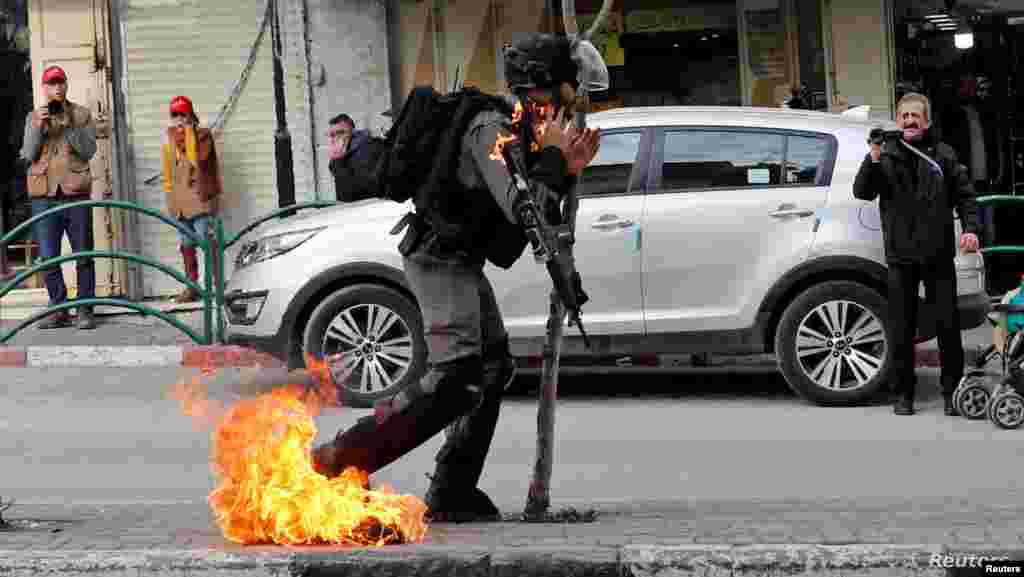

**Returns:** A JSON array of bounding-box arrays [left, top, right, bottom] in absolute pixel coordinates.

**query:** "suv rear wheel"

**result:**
[[302, 283, 427, 408], [775, 281, 890, 406]]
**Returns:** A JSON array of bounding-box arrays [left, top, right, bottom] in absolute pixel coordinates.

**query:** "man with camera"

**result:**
[[19, 65, 98, 330], [854, 92, 980, 416]]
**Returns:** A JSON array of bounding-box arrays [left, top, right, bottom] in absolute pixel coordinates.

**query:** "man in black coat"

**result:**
[[327, 113, 385, 202], [854, 92, 980, 416]]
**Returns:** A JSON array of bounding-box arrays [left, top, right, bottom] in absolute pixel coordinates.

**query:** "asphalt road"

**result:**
[[1, 367, 1021, 515]]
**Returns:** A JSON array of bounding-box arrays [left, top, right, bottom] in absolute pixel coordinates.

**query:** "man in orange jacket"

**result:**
[[161, 96, 222, 303]]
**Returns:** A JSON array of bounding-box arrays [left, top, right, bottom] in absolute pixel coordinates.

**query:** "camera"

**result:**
[[868, 127, 902, 146], [47, 100, 64, 115]]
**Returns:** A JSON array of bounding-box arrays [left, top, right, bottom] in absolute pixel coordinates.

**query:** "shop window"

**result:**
[[579, 130, 644, 196], [661, 130, 785, 190]]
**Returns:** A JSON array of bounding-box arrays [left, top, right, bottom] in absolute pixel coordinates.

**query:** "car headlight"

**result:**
[[235, 227, 325, 269]]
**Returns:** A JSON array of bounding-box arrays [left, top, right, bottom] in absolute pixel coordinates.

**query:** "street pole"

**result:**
[[522, 0, 610, 521], [270, 0, 296, 208]]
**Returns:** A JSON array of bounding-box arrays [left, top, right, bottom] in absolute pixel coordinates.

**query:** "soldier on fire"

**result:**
[[306, 33, 604, 522]]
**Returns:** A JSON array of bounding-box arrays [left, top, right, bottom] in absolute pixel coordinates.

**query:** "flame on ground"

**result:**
[[170, 359, 428, 547]]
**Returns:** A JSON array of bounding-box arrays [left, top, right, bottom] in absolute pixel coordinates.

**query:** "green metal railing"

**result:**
[[976, 195, 1024, 257], [0, 199, 338, 346]]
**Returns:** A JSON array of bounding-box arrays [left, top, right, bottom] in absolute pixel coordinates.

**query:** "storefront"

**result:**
[[3, 0, 310, 302], [390, 0, 894, 115], [890, 0, 1024, 293], [0, 0, 124, 300]]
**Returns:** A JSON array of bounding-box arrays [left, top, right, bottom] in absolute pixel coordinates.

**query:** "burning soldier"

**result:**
[[307, 33, 603, 522]]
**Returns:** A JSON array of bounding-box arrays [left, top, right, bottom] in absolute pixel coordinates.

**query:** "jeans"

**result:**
[[31, 197, 95, 306], [177, 213, 212, 248]]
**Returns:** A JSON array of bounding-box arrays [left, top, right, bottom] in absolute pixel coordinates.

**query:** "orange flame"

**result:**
[[170, 359, 428, 547], [489, 100, 550, 165]]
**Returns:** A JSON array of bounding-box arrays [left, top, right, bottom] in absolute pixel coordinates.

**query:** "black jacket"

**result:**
[[853, 131, 978, 264], [329, 129, 386, 202]]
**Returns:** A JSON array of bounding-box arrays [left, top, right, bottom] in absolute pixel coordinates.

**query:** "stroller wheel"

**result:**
[[953, 376, 983, 418], [988, 392, 1024, 430], [956, 384, 991, 420]]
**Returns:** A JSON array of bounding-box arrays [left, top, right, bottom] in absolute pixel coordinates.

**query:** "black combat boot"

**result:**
[[893, 393, 915, 415], [424, 465, 501, 523]]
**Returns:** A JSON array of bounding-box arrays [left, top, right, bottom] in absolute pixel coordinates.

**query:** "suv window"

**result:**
[[785, 134, 833, 185], [660, 129, 833, 191], [579, 130, 644, 196]]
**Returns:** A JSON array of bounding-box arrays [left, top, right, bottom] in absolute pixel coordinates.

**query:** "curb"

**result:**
[[0, 544, 1020, 576], [0, 345, 285, 368], [0, 344, 973, 369]]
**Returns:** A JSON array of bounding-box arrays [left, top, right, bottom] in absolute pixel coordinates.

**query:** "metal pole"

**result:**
[[215, 218, 226, 343], [202, 232, 213, 345], [270, 0, 296, 208]]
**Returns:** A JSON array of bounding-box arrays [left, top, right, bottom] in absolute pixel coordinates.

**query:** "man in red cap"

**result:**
[[19, 65, 98, 330], [160, 95, 222, 302]]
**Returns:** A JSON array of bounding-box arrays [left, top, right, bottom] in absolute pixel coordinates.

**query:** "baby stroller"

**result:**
[[952, 285, 1024, 429]]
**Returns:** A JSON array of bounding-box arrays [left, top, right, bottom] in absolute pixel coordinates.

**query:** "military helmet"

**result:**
[[503, 33, 579, 92]]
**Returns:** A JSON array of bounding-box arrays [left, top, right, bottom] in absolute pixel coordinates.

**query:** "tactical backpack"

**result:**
[[362, 86, 527, 268]]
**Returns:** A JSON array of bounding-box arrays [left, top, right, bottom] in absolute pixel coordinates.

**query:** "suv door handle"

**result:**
[[592, 215, 635, 230], [770, 207, 814, 218]]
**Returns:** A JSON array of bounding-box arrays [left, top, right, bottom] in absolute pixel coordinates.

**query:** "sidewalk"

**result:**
[[0, 307, 995, 369], [0, 309, 284, 368], [1, 496, 1022, 576]]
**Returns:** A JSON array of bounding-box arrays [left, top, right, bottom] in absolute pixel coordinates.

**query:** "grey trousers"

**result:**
[[317, 248, 511, 492], [403, 249, 509, 489], [404, 250, 506, 367]]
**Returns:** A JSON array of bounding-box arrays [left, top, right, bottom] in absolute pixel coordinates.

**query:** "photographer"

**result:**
[[19, 65, 98, 330], [853, 92, 979, 416]]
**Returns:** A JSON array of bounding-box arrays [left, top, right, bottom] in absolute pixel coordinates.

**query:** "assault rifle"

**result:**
[[500, 141, 591, 349]]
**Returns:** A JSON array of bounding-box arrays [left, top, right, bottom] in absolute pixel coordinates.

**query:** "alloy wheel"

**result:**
[[321, 303, 415, 395], [796, 300, 887, 392]]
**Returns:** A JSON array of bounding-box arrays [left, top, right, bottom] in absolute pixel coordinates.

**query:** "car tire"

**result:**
[[302, 283, 427, 409], [775, 280, 890, 406]]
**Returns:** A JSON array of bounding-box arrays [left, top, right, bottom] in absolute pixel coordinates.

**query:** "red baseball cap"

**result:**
[[41, 66, 67, 85], [170, 96, 195, 117]]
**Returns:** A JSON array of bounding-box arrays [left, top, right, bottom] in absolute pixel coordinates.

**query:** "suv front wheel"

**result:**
[[775, 281, 890, 406], [302, 283, 427, 408]]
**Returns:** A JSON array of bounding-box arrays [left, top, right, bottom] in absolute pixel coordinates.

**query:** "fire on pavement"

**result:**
[[169, 359, 428, 547]]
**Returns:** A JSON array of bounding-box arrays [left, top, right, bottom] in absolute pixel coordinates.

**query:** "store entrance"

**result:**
[[893, 1, 1024, 295], [0, 0, 36, 287]]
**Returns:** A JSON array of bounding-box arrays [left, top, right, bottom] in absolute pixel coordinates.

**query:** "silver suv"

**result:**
[[223, 106, 989, 407]]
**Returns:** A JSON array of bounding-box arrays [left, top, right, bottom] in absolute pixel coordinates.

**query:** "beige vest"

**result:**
[[27, 101, 93, 198]]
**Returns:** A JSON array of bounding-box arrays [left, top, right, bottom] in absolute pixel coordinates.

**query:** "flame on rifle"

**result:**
[[489, 100, 551, 165]]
